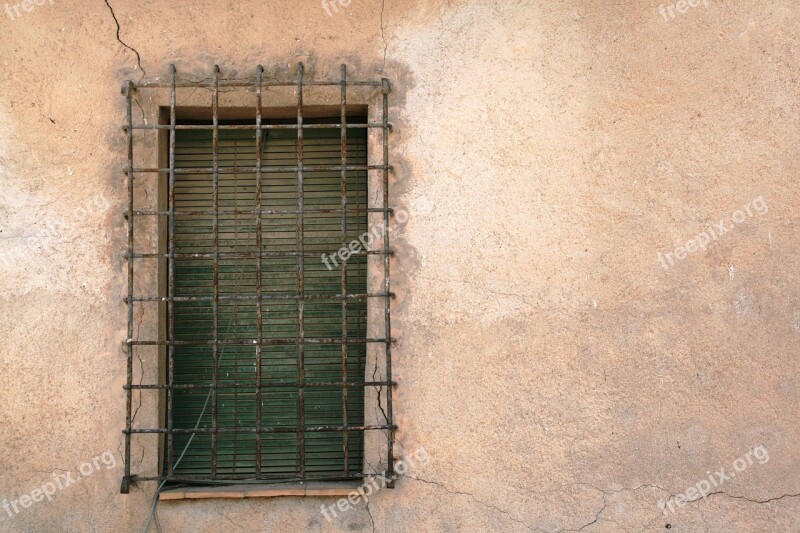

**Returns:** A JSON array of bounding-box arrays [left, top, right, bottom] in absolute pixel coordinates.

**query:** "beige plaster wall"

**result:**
[[0, 0, 798, 531]]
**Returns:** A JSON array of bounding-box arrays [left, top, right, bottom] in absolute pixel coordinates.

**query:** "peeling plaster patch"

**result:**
[[790, 312, 800, 335], [0, 105, 9, 160], [734, 288, 753, 319], [0, 176, 111, 299]]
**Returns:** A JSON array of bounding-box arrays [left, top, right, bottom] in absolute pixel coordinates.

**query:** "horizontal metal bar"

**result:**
[[126, 381, 396, 390], [125, 424, 396, 434], [131, 80, 382, 89], [126, 292, 393, 303], [126, 164, 391, 175], [130, 207, 393, 217], [131, 474, 373, 483], [125, 123, 390, 131], [127, 250, 390, 259], [127, 337, 396, 346]]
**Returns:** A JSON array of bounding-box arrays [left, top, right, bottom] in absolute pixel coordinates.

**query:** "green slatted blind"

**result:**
[[169, 120, 368, 481]]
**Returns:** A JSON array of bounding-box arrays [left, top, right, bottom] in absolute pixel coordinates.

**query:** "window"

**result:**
[[121, 64, 396, 493]]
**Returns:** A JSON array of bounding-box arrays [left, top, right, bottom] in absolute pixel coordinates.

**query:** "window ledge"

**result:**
[[158, 482, 362, 501]]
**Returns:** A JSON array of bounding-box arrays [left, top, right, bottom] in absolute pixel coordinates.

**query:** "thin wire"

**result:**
[[143, 139, 249, 533], [143, 391, 211, 532], [143, 234, 246, 531]]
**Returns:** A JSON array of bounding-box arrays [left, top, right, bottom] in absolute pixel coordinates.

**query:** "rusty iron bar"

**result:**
[[129, 250, 390, 259], [382, 78, 396, 488], [166, 64, 178, 477], [340, 64, 349, 476], [132, 474, 370, 483], [128, 337, 395, 346], [125, 164, 391, 174], [132, 80, 381, 88], [132, 207, 393, 216], [125, 123, 390, 130], [211, 65, 220, 478], [127, 424, 396, 435], [295, 62, 306, 479], [126, 292, 394, 303], [254, 64, 264, 477], [131, 207, 393, 216], [122, 80, 134, 495], [127, 381, 396, 390]]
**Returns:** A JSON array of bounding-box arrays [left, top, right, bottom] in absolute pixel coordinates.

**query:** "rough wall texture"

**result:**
[[1, 0, 799, 531]]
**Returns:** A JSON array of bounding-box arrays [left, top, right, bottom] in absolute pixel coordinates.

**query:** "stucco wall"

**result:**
[[1, 0, 799, 531]]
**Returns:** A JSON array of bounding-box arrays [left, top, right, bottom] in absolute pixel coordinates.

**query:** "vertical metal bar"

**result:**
[[254, 65, 264, 477], [167, 64, 177, 477], [296, 62, 306, 478], [339, 64, 349, 476], [122, 80, 134, 493], [381, 78, 395, 486], [211, 65, 220, 478]]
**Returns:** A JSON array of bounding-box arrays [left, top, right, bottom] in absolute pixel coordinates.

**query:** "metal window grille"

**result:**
[[121, 63, 396, 493]]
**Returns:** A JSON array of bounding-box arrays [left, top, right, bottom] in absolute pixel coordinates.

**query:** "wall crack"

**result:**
[[365, 500, 376, 533], [103, 0, 145, 80], [404, 474, 540, 531], [380, 0, 388, 73], [695, 490, 800, 506]]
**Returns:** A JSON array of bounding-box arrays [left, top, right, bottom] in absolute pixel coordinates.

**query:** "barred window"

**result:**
[[121, 64, 396, 493]]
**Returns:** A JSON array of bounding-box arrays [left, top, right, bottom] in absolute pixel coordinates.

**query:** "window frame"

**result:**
[[120, 64, 396, 494]]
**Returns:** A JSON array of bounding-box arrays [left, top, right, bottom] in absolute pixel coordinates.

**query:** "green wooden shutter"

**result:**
[[169, 122, 368, 481]]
